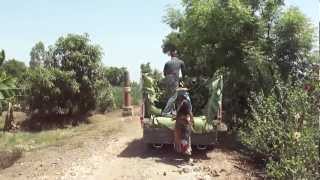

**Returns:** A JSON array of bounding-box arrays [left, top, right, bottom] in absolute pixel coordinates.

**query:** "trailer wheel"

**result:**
[[196, 145, 208, 151], [151, 143, 164, 149]]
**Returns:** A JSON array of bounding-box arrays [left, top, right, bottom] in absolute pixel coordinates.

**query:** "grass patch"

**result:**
[[0, 127, 80, 152], [0, 127, 79, 170], [0, 112, 123, 170]]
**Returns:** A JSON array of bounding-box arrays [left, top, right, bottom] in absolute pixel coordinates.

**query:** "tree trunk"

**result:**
[[3, 102, 15, 132]]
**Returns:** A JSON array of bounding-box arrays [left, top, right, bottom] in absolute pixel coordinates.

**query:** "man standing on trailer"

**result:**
[[162, 49, 187, 116]]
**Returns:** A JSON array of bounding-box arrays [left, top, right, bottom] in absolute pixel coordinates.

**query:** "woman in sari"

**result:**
[[174, 89, 193, 157]]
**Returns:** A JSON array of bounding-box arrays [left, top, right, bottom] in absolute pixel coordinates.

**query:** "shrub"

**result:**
[[25, 34, 116, 116], [95, 80, 115, 113], [111, 86, 123, 109], [25, 67, 79, 115], [52, 34, 103, 113], [103, 67, 127, 86], [131, 81, 141, 106], [240, 83, 319, 179]]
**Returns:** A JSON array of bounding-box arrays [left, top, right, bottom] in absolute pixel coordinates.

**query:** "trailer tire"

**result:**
[[152, 143, 164, 149], [195, 145, 208, 151]]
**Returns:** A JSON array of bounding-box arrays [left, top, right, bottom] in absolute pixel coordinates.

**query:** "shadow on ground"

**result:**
[[118, 132, 266, 173], [19, 114, 92, 132], [118, 137, 219, 167], [0, 150, 22, 170]]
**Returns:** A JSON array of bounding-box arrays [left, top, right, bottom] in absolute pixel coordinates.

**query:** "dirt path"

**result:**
[[0, 109, 262, 180]]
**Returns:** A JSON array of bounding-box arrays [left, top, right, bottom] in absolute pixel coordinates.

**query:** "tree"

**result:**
[[162, 1, 317, 178], [53, 34, 103, 112], [25, 67, 79, 115], [1, 59, 26, 79], [0, 49, 5, 66], [274, 7, 315, 81], [26, 34, 106, 116], [163, 0, 276, 118], [162, 0, 314, 122], [30, 41, 46, 68], [103, 66, 127, 86]]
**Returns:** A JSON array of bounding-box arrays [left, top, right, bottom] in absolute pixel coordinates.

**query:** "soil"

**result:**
[[0, 108, 264, 180]]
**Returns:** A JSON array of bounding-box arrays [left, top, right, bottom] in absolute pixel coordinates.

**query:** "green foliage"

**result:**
[[52, 34, 103, 113], [0, 73, 17, 100], [240, 83, 319, 178], [110, 84, 140, 109], [0, 72, 17, 112], [163, 1, 317, 178], [131, 81, 141, 106], [0, 50, 5, 66], [274, 7, 315, 81], [163, 6, 183, 30], [140, 63, 162, 82], [95, 79, 115, 113], [30, 41, 46, 68], [163, 0, 315, 127], [1, 59, 26, 80], [140, 63, 164, 117], [140, 63, 163, 108], [0, 58, 27, 111], [309, 51, 319, 63], [26, 34, 112, 116], [103, 66, 127, 86], [25, 67, 79, 115], [111, 86, 123, 108], [0, 49, 20, 113]]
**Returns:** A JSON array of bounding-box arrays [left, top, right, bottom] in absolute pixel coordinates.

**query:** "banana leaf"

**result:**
[[207, 76, 223, 122]]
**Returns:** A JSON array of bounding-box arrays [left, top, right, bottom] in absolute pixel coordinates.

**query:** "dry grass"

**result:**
[[0, 112, 122, 170]]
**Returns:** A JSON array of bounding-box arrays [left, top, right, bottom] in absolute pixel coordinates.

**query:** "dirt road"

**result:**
[[0, 109, 262, 180]]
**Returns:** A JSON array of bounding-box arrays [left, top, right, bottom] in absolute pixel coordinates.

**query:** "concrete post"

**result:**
[[122, 70, 133, 116]]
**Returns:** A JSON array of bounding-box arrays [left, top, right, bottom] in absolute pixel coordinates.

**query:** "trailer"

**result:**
[[141, 118, 218, 149], [140, 72, 224, 150]]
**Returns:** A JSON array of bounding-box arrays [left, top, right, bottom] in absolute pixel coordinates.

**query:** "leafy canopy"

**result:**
[[26, 34, 107, 115]]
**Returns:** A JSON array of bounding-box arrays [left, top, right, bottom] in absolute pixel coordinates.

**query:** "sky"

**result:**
[[0, 0, 318, 81]]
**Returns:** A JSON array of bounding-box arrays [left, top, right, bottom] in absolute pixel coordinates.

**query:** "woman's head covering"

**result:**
[[176, 88, 192, 113]]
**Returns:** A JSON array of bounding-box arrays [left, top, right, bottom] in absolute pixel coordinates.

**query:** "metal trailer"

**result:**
[[139, 74, 224, 150], [140, 104, 219, 150]]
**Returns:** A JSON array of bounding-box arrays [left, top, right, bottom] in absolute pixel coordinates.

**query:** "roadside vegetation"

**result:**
[[0, 113, 122, 169], [0, 0, 318, 178], [0, 34, 140, 169], [163, 0, 319, 178]]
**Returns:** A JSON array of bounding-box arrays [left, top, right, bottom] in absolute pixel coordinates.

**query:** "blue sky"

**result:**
[[0, 0, 318, 81]]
